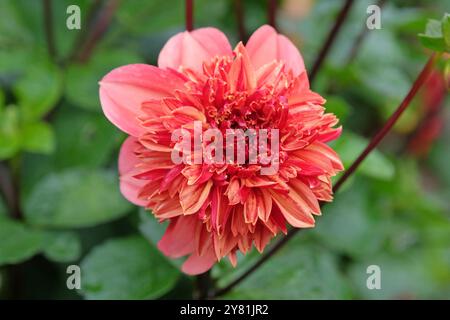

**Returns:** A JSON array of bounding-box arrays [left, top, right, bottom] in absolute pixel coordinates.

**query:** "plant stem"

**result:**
[[309, 0, 355, 83], [186, 0, 194, 31], [0, 155, 24, 299], [213, 53, 438, 298], [0, 158, 22, 220], [234, 0, 247, 42], [333, 53, 438, 192], [345, 0, 386, 65], [267, 0, 277, 30], [195, 270, 214, 300], [67, 0, 103, 64], [42, 0, 56, 61], [76, 0, 121, 63]]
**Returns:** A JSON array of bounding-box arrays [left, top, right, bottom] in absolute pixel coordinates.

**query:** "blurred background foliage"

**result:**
[[0, 0, 449, 299]]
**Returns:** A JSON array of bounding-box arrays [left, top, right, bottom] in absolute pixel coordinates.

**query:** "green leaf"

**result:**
[[24, 169, 132, 228], [223, 238, 352, 299], [0, 216, 44, 265], [20, 121, 55, 154], [0, 106, 21, 160], [65, 50, 142, 111], [19, 107, 123, 197], [0, 1, 33, 50], [331, 131, 395, 180], [43, 231, 82, 263], [418, 15, 450, 52], [424, 19, 443, 37], [81, 235, 179, 299], [14, 62, 63, 121], [52, 106, 123, 169]]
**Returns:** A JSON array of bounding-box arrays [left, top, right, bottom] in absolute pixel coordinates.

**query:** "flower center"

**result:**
[[175, 56, 293, 173], [195, 56, 290, 134]]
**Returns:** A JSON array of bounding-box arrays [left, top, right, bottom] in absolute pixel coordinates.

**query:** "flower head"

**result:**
[[99, 25, 343, 275]]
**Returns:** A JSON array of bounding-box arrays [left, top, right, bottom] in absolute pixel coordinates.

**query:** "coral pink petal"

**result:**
[[118, 137, 147, 206], [158, 27, 232, 73], [158, 215, 197, 258], [181, 246, 217, 275], [99, 64, 185, 136], [246, 25, 305, 76], [269, 189, 315, 228]]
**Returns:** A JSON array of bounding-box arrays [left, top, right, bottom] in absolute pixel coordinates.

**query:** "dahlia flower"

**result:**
[[99, 25, 343, 275]]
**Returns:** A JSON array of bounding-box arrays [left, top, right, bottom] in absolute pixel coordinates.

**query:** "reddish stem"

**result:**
[[309, 0, 355, 83], [213, 53, 438, 298], [186, 0, 194, 31], [333, 53, 438, 192], [42, 0, 56, 61], [268, 0, 277, 30], [195, 270, 214, 299], [76, 0, 120, 63], [0, 163, 16, 219], [234, 0, 247, 41], [67, 0, 103, 64], [1, 158, 24, 298]]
